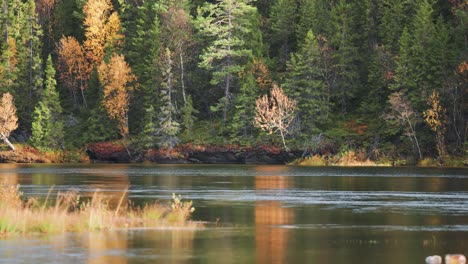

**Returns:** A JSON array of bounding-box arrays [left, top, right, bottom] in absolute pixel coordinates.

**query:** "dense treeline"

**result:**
[[0, 0, 466, 163]]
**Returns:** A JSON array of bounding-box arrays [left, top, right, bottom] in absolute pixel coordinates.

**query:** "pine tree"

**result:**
[[139, 105, 158, 149], [158, 48, 180, 149], [284, 30, 330, 134], [230, 71, 257, 141], [6, 0, 43, 131], [180, 95, 198, 142], [195, 0, 256, 123], [296, 0, 330, 44], [125, 3, 162, 134], [328, 0, 360, 114], [268, 0, 298, 71], [30, 55, 64, 150]]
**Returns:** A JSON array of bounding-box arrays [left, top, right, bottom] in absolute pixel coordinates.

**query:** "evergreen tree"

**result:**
[[125, 3, 162, 133], [328, 0, 361, 114], [268, 0, 298, 71], [284, 30, 330, 134], [379, 0, 416, 52], [180, 95, 198, 141], [158, 48, 180, 149], [230, 71, 257, 141], [296, 0, 330, 43], [195, 0, 256, 123], [138, 105, 158, 149], [6, 0, 43, 131], [30, 55, 64, 150]]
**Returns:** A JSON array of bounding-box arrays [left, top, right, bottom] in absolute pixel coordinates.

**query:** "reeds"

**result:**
[[0, 185, 198, 236]]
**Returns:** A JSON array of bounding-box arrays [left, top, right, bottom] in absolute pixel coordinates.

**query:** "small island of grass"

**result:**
[[0, 185, 199, 236]]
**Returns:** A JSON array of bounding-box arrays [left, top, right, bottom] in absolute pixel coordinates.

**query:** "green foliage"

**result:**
[[138, 105, 158, 149], [158, 49, 180, 149], [81, 106, 118, 143], [30, 55, 64, 150], [0, 0, 466, 160], [284, 30, 330, 134], [230, 71, 257, 142], [195, 0, 257, 122], [180, 95, 198, 142], [268, 0, 298, 70], [126, 3, 162, 134]]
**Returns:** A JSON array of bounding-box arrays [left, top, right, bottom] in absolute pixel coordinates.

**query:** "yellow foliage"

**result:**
[[57, 36, 89, 105], [83, 0, 121, 66], [98, 54, 136, 139], [0, 93, 18, 140], [423, 90, 447, 158]]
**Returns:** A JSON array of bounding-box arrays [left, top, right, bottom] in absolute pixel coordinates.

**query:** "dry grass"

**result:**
[[0, 185, 198, 236]]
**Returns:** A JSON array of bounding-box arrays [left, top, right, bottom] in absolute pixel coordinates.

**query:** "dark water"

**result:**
[[0, 164, 467, 263]]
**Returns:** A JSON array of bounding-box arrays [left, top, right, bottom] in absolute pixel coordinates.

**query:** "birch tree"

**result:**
[[254, 84, 297, 150], [0, 92, 18, 151]]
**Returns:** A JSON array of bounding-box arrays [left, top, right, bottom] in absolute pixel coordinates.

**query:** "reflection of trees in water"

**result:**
[[255, 166, 295, 264], [86, 231, 128, 264], [82, 167, 130, 209], [83, 229, 196, 264], [0, 163, 19, 185]]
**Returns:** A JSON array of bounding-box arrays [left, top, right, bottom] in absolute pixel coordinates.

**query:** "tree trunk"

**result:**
[[179, 51, 187, 106], [3, 137, 15, 151], [279, 129, 288, 151]]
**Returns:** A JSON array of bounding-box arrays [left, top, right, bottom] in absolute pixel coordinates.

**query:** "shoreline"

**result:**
[[0, 143, 465, 167]]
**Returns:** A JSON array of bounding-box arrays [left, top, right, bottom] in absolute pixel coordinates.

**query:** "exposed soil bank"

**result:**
[[85, 142, 302, 164]]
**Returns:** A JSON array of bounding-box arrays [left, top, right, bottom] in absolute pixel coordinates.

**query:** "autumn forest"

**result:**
[[0, 0, 466, 164]]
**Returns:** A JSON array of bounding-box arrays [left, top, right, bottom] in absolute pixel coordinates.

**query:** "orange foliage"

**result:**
[[344, 119, 368, 135], [57, 36, 89, 105], [83, 0, 121, 66], [0, 93, 18, 151], [0, 92, 18, 136], [252, 58, 272, 91], [254, 84, 297, 150], [98, 54, 136, 139], [457, 61, 468, 76]]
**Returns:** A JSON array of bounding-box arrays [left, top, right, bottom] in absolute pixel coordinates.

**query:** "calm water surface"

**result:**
[[0, 164, 467, 263]]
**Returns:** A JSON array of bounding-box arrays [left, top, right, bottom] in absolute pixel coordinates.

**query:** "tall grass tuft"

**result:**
[[0, 185, 199, 236]]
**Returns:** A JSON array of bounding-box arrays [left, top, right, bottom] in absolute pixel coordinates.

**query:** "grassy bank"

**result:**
[[0, 185, 198, 236], [292, 150, 466, 167], [0, 144, 90, 163]]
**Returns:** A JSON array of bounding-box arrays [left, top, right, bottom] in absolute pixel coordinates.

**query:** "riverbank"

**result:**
[[0, 142, 465, 167]]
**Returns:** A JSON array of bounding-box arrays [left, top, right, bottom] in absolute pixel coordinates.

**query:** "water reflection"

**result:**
[[255, 166, 295, 264], [0, 163, 19, 185], [86, 231, 128, 264], [81, 166, 130, 209]]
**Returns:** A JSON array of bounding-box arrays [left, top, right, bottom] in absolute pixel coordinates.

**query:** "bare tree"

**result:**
[[254, 84, 297, 150], [385, 91, 422, 160], [0, 92, 18, 151]]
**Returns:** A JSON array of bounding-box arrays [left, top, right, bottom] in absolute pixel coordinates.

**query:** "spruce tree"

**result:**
[[268, 0, 298, 71], [230, 71, 257, 141], [31, 55, 64, 150], [180, 95, 198, 142], [328, 0, 360, 114], [126, 4, 162, 134], [158, 49, 180, 149], [284, 30, 329, 134]]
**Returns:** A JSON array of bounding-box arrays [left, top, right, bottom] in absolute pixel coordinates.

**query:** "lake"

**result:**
[[0, 164, 467, 263]]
